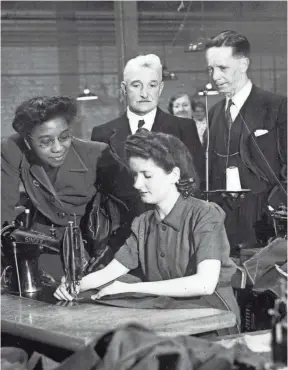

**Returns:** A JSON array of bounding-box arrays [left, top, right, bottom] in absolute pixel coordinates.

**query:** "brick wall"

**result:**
[[1, 14, 286, 138]]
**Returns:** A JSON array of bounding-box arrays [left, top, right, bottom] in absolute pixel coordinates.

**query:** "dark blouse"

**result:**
[[115, 195, 236, 286]]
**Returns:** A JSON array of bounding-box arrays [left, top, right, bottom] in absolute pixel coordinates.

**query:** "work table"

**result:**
[[1, 293, 236, 351]]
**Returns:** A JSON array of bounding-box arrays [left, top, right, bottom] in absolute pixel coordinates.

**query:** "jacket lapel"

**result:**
[[209, 99, 226, 151], [29, 164, 58, 196], [29, 142, 89, 203], [108, 114, 131, 160], [152, 108, 165, 132], [239, 85, 269, 180], [55, 143, 88, 189]]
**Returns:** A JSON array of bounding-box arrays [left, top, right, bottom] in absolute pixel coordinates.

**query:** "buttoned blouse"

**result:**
[[115, 195, 236, 285]]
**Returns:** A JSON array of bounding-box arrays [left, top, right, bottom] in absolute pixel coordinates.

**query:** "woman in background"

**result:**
[[168, 92, 194, 120], [168, 93, 207, 145], [54, 130, 240, 331]]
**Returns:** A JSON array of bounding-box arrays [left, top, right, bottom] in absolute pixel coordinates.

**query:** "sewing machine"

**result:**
[[1, 210, 86, 297]]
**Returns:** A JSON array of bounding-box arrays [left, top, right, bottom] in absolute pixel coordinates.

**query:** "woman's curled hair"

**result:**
[[124, 129, 199, 198], [12, 96, 77, 136]]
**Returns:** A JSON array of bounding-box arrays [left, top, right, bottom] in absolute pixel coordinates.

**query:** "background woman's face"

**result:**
[[172, 95, 193, 119], [28, 116, 72, 167], [193, 106, 206, 121], [129, 156, 177, 206]]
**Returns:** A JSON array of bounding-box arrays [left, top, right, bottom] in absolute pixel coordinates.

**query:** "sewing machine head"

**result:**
[[1, 222, 61, 294], [1, 210, 87, 298]]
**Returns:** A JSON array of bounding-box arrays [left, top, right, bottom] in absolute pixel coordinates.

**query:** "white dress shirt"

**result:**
[[194, 118, 207, 144], [127, 107, 157, 134], [225, 80, 253, 121]]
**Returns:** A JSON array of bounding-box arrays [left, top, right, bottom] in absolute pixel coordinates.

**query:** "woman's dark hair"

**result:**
[[191, 100, 205, 112], [12, 96, 77, 136], [205, 30, 250, 58], [124, 129, 199, 198], [167, 93, 194, 115]]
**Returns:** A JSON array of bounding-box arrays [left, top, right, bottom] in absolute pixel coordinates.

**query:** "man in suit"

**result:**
[[205, 30, 287, 253], [91, 54, 204, 251]]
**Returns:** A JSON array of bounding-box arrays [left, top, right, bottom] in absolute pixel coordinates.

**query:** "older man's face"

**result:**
[[205, 46, 248, 97], [122, 67, 164, 116]]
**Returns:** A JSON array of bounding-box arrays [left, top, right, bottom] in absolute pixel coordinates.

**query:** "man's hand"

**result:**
[[91, 281, 132, 300], [53, 276, 81, 301]]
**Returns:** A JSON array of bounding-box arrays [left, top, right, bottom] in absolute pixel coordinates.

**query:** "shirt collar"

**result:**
[[194, 118, 207, 124], [226, 79, 252, 111], [153, 195, 189, 232], [126, 107, 157, 134]]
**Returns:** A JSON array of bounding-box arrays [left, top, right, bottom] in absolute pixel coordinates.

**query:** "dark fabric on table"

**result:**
[[70, 274, 239, 335]]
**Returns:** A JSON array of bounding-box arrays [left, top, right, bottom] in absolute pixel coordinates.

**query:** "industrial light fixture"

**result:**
[[185, 2, 207, 53], [198, 83, 219, 96], [185, 36, 205, 53], [162, 64, 178, 81], [162, 45, 178, 81], [77, 45, 98, 102], [77, 88, 98, 101]]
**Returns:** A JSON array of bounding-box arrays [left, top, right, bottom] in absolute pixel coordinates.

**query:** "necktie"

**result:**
[[137, 120, 145, 132], [225, 99, 233, 128]]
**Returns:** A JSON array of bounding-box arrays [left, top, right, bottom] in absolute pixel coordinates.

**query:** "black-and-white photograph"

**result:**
[[1, 1, 287, 369]]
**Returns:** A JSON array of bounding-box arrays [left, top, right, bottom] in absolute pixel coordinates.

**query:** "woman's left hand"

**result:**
[[91, 281, 132, 300]]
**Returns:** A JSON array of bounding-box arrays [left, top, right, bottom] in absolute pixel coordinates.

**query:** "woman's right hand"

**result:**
[[53, 276, 80, 301]]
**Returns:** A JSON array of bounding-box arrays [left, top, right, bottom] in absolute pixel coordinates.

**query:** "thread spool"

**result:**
[[226, 166, 242, 191], [24, 209, 31, 229]]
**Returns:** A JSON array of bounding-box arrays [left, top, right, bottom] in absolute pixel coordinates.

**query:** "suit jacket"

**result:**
[[91, 108, 204, 214], [1, 134, 108, 229], [208, 85, 287, 203]]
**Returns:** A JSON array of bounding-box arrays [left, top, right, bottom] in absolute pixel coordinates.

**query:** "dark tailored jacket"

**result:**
[[91, 108, 205, 217], [1, 134, 108, 230], [208, 85, 287, 204]]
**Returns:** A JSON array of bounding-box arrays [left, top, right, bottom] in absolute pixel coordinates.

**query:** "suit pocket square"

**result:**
[[254, 129, 268, 137]]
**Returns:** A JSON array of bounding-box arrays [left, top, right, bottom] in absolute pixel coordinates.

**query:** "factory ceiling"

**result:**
[[1, 1, 286, 46]]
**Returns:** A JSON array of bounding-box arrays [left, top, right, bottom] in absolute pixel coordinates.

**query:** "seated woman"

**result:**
[[54, 130, 240, 328], [1, 96, 108, 281]]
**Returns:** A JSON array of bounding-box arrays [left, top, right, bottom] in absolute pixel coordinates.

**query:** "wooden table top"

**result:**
[[1, 293, 236, 351]]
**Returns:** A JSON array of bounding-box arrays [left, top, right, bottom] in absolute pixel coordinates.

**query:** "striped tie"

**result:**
[[138, 120, 145, 129], [225, 99, 233, 128], [136, 120, 145, 133]]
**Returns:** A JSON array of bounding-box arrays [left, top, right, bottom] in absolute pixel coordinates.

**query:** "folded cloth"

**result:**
[[54, 323, 267, 370], [1, 348, 59, 370], [1, 347, 27, 370]]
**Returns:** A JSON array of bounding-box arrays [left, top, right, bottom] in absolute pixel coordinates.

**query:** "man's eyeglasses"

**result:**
[[28, 132, 72, 149]]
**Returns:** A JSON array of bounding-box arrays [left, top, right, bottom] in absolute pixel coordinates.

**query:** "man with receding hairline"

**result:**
[[205, 30, 287, 253], [91, 54, 204, 254]]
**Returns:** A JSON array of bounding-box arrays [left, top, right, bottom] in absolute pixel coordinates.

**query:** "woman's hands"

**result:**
[[53, 276, 81, 301], [53, 276, 133, 301], [91, 281, 132, 300]]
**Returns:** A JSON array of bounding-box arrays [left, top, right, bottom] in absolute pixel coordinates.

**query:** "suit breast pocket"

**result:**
[[252, 130, 274, 151], [250, 129, 279, 176]]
